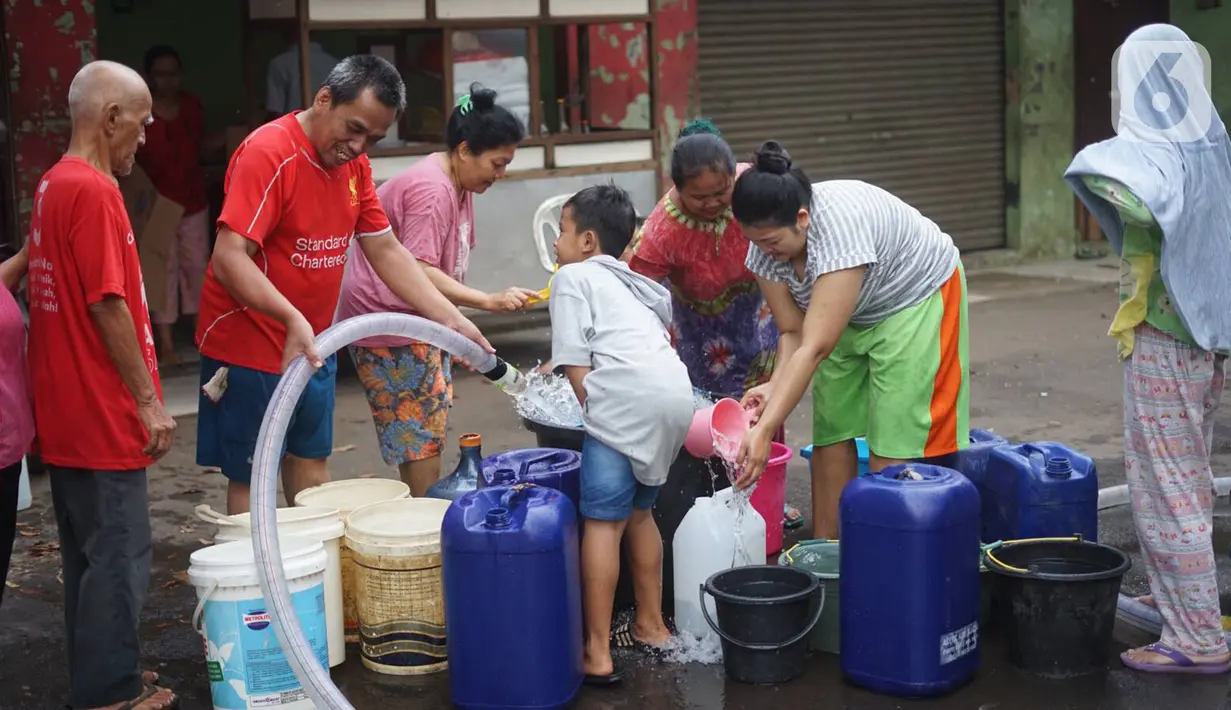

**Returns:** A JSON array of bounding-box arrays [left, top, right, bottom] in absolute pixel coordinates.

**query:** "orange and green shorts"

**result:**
[[351, 341, 453, 466], [811, 264, 970, 460]]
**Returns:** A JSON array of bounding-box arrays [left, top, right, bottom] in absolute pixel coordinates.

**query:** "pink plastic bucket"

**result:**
[[685, 398, 751, 459], [750, 442, 793, 557]]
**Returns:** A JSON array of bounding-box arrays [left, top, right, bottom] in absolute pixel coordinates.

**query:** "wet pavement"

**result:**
[[5, 276, 1231, 708]]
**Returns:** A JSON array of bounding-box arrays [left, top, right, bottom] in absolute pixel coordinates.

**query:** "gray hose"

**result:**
[[249, 313, 498, 709]]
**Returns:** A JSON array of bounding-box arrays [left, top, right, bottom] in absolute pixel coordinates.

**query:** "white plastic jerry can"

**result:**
[[17, 457, 31, 512], [672, 487, 766, 639]]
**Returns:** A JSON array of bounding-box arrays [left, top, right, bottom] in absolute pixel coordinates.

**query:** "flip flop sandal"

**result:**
[[783, 504, 804, 530], [611, 619, 669, 658], [583, 666, 626, 687], [1120, 642, 1231, 675]]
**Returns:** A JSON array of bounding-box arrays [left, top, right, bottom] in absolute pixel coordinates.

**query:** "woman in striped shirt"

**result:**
[[731, 140, 970, 540]]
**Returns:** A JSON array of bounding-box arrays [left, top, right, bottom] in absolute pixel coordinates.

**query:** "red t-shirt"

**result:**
[[195, 113, 392, 374], [26, 157, 162, 470], [136, 92, 208, 215]]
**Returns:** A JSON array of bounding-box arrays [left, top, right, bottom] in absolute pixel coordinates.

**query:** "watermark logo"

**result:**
[[1112, 39, 1213, 143]]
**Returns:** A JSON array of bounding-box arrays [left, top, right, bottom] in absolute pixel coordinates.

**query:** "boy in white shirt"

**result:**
[[550, 184, 695, 685]]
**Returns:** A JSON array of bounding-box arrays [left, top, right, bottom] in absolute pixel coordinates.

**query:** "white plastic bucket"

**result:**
[[207, 506, 346, 668], [189, 537, 328, 710], [293, 478, 410, 642], [345, 498, 452, 675], [16, 457, 31, 512]]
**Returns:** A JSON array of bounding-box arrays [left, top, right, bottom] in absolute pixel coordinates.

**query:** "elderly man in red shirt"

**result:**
[[26, 60, 178, 710], [195, 54, 491, 514]]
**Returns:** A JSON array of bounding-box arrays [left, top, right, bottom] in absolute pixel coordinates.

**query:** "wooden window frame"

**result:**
[[290, 0, 659, 169]]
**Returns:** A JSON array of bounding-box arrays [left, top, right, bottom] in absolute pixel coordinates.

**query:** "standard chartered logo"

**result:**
[[291, 234, 352, 269]]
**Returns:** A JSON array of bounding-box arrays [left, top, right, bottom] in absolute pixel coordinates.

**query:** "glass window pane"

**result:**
[[451, 28, 532, 135]]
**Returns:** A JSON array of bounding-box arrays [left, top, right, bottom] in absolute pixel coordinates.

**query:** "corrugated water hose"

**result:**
[[249, 313, 498, 710]]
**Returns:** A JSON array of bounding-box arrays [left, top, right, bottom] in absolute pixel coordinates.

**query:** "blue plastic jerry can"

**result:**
[[982, 442, 1099, 543]]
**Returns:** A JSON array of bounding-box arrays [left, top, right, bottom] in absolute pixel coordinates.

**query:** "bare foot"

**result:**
[[633, 619, 671, 648], [90, 684, 177, 710], [584, 640, 615, 677], [1135, 595, 1156, 609], [158, 345, 183, 368]]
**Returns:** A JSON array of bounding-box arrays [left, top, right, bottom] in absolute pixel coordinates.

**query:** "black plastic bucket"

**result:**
[[701, 565, 824, 685], [983, 537, 1131, 678]]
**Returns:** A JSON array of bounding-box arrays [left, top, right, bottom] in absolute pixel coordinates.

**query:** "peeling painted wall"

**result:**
[[5, 0, 96, 236], [652, 0, 697, 191], [587, 22, 650, 130]]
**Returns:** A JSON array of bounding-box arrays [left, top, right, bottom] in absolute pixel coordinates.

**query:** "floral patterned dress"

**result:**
[[627, 177, 778, 401]]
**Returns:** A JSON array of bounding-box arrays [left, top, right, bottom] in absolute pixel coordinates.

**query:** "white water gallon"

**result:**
[[673, 487, 766, 640], [189, 537, 328, 710], [207, 505, 346, 668]]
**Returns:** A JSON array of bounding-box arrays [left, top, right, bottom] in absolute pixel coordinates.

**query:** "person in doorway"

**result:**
[[336, 83, 537, 497], [550, 184, 693, 685], [196, 55, 492, 515], [137, 45, 224, 366], [623, 119, 803, 533], [266, 27, 339, 119], [0, 245, 33, 610], [1065, 24, 1231, 674], [26, 60, 178, 710], [732, 141, 970, 541]]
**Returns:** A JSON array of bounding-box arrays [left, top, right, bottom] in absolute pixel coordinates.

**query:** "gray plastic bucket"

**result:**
[[778, 540, 840, 654]]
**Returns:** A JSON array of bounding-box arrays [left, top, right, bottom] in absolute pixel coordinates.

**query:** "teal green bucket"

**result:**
[[778, 540, 840, 654]]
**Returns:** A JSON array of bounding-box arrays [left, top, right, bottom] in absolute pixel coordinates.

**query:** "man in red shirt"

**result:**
[[27, 61, 178, 710], [196, 54, 491, 514]]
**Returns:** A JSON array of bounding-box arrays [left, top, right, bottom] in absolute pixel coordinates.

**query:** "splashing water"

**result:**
[[712, 429, 758, 569], [514, 370, 584, 428]]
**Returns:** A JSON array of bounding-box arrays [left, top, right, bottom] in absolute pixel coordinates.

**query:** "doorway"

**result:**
[[1072, 0, 1170, 246]]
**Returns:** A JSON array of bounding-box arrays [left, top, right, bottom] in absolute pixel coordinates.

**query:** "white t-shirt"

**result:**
[[745, 180, 959, 325], [549, 256, 694, 486]]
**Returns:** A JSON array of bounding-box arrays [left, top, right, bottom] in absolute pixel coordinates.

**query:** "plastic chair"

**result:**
[[531, 193, 571, 275], [531, 192, 648, 276]]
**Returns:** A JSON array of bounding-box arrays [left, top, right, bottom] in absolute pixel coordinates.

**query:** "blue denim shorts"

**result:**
[[580, 434, 660, 522], [196, 355, 337, 485]]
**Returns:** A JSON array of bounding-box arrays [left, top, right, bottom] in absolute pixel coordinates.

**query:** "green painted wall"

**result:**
[[95, 3, 358, 133], [1172, 1, 1231, 117], [1003, 0, 1075, 260]]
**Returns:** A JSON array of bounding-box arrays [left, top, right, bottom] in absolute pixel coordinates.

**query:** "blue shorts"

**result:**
[[580, 435, 660, 522], [196, 355, 337, 485]]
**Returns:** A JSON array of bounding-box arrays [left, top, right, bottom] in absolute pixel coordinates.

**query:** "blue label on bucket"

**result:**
[[201, 582, 328, 709]]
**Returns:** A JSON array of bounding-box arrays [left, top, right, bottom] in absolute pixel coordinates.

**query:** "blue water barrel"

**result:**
[[442, 484, 583, 710], [840, 463, 981, 697], [982, 442, 1098, 544], [481, 448, 583, 521]]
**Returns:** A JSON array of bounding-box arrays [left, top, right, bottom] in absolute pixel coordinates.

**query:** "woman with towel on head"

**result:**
[[1066, 23, 1231, 674]]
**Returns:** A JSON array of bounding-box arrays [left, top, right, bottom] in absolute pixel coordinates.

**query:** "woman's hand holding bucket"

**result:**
[[735, 424, 773, 490], [740, 383, 773, 425]]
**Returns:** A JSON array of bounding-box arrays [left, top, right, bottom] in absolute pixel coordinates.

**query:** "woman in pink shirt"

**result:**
[[0, 245, 34, 606], [336, 83, 536, 496]]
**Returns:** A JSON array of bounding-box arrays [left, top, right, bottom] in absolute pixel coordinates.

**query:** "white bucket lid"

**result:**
[[345, 498, 451, 557], [189, 536, 327, 589], [213, 506, 345, 543], [293, 478, 410, 514]]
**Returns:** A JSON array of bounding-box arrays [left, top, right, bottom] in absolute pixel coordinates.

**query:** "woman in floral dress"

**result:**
[[624, 119, 800, 527]]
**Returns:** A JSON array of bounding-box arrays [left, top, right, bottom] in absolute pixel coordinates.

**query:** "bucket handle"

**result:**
[[698, 581, 826, 652], [195, 504, 245, 528], [982, 535, 1085, 575], [191, 579, 220, 638]]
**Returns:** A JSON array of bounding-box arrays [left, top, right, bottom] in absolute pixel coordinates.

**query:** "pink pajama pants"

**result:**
[[151, 209, 210, 326]]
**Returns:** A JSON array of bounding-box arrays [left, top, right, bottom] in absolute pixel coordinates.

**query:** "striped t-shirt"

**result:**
[[744, 180, 959, 326]]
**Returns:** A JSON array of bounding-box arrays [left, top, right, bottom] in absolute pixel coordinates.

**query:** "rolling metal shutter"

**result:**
[[698, 0, 1006, 251]]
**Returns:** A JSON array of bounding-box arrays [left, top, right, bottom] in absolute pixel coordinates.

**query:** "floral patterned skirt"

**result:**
[[668, 282, 778, 401], [351, 342, 453, 466]]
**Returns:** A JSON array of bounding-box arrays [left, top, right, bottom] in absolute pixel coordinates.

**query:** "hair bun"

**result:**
[[468, 82, 498, 111], [754, 140, 792, 175], [679, 118, 722, 139]]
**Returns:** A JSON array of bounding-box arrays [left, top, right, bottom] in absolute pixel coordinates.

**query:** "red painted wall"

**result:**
[[587, 23, 650, 131], [652, 0, 699, 191], [5, 0, 96, 237]]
